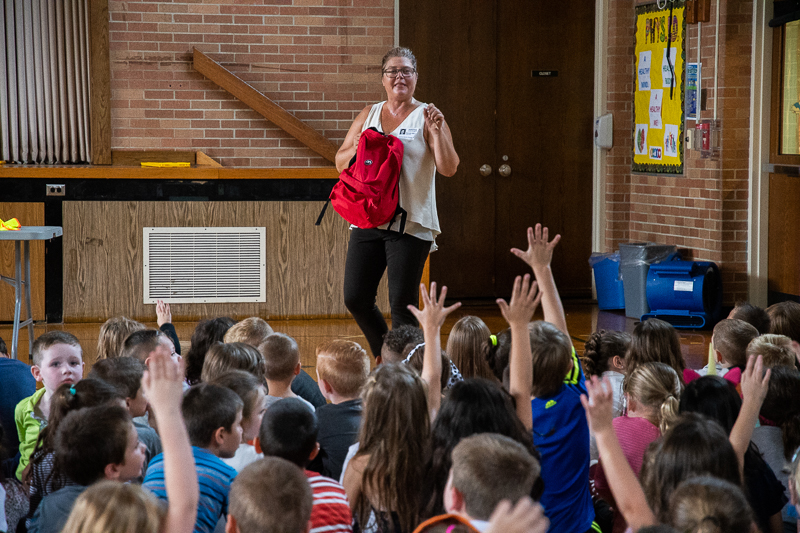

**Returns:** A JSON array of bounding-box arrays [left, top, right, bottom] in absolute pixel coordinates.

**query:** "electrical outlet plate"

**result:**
[[46, 184, 65, 196]]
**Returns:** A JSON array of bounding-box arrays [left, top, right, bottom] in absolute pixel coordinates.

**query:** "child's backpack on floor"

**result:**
[[317, 127, 406, 233]]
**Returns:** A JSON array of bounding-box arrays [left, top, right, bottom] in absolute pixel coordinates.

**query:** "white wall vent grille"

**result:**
[[143, 227, 266, 304]]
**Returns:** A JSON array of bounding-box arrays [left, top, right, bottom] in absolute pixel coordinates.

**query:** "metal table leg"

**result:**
[[11, 240, 21, 360], [24, 240, 33, 358]]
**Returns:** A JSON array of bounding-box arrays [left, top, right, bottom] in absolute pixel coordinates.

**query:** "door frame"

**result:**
[[592, 0, 610, 295]]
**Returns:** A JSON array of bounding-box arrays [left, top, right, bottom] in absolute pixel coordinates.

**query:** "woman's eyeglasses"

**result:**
[[383, 68, 416, 78]]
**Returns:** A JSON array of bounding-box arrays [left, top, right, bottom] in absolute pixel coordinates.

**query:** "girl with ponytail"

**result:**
[[25, 379, 124, 526], [753, 366, 800, 529], [593, 362, 680, 532], [582, 330, 630, 418]]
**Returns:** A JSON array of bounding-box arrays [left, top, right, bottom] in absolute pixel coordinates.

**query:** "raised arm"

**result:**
[[581, 376, 657, 530], [142, 345, 198, 533], [408, 282, 461, 419], [730, 355, 770, 478], [423, 104, 459, 177], [335, 106, 370, 172], [511, 224, 568, 337], [497, 274, 541, 430]]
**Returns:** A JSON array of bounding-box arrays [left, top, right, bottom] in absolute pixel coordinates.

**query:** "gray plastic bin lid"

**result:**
[[619, 242, 677, 267]]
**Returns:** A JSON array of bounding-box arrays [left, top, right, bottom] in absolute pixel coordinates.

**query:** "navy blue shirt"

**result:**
[[0, 357, 36, 477]]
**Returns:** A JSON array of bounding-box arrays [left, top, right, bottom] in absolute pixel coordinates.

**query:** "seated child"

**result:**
[[120, 329, 178, 366], [259, 333, 315, 412], [0, 334, 36, 476], [226, 457, 313, 533], [729, 301, 771, 334], [209, 370, 267, 472], [60, 345, 199, 533], [581, 330, 630, 418], [379, 325, 424, 365], [15, 331, 84, 480], [259, 398, 353, 532], [185, 317, 236, 386], [95, 317, 145, 361], [25, 379, 123, 526], [28, 404, 145, 533], [626, 318, 686, 383], [143, 383, 242, 533], [88, 357, 162, 477], [309, 339, 370, 480], [225, 317, 325, 408], [747, 334, 796, 369], [442, 433, 540, 530], [668, 476, 756, 533], [445, 316, 496, 381], [766, 301, 800, 344], [201, 342, 265, 383], [688, 319, 758, 385]]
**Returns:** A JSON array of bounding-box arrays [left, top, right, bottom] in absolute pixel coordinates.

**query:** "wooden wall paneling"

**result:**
[[768, 174, 800, 296], [0, 203, 46, 322], [88, 0, 112, 165], [63, 201, 388, 322]]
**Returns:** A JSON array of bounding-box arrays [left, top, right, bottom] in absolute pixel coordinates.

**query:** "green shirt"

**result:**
[[15, 387, 47, 480]]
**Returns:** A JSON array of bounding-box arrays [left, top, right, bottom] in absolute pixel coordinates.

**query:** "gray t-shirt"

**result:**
[[752, 425, 793, 524], [264, 395, 315, 413]]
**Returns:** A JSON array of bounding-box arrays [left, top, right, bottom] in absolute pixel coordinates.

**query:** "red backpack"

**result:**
[[317, 127, 407, 233]]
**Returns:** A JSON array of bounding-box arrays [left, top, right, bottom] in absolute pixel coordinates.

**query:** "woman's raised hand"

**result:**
[[497, 274, 541, 328], [424, 103, 444, 133], [408, 281, 461, 332]]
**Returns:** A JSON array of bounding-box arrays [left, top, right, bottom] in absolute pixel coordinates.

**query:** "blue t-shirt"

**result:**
[[0, 357, 36, 476], [531, 352, 594, 533], [143, 446, 237, 533]]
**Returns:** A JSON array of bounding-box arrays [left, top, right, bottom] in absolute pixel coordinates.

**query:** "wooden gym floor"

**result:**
[[1, 302, 712, 377]]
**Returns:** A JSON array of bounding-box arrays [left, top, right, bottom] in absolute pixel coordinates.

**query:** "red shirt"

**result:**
[[304, 470, 353, 533]]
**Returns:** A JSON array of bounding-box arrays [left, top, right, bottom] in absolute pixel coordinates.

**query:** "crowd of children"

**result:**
[[2, 223, 800, 533]]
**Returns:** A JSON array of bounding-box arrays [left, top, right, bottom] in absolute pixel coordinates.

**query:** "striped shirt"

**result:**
[[144, 447, 237, 533], [304, 470, 353, 533]]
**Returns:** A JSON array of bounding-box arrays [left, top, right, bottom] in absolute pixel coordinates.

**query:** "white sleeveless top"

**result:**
[[361, 101, 440, 247]]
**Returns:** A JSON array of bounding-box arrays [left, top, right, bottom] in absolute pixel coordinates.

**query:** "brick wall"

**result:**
[[604, 0, 753, 305], [108, 0, 395, 167]]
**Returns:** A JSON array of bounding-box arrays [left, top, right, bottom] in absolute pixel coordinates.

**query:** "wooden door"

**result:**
[[401, 0, 594, 299]]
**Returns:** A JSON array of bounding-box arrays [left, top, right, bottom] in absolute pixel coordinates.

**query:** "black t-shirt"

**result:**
[[291, 369, 327, 408], [745, 447, 789, 533], [307, 399, 362, 480]]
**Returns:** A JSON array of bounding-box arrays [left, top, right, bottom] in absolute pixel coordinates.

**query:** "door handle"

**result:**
[[479, 164, 493, 176], [498, 164, 511, 177]]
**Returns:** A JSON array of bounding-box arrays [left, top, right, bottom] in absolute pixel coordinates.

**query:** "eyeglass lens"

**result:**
[[384, 68, 415, 77]]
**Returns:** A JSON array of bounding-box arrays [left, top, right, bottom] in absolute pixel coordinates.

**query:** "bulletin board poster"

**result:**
[[633, 2, 685, 174]]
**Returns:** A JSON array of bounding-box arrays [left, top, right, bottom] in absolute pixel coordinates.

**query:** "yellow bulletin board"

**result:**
[[633, 2, 685, 174]]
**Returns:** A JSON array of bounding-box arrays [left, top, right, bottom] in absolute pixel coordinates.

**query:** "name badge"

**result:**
[[397, 128, 419, 140]]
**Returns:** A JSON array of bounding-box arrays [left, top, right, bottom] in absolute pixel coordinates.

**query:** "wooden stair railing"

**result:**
[[192, 48, 340, 163]]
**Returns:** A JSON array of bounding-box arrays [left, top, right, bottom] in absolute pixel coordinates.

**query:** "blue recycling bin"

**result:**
[[590, 254, 625, 310], [642, 259, 722, 328]]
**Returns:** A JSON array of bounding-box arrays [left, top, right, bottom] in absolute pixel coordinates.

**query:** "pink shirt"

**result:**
[[594, 415, 661, 491]]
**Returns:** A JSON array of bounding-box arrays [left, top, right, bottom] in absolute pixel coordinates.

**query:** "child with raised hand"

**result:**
[[60, 344, 198, 533], [16, 331, 84, 481], [501, 274, 600, 533]]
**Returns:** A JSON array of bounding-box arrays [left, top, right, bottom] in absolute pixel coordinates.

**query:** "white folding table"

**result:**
[[0, 226, 63, 359]]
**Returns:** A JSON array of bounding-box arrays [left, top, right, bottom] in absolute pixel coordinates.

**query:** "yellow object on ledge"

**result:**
[[140, 162, 191, 168], [0, 218, 21, 231]]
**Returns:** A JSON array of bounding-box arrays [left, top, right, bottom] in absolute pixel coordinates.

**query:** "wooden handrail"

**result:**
[[192, 48, 340, 163]]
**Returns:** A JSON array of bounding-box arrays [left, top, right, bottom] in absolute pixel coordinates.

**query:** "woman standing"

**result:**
[[336, 47, 459, 358]]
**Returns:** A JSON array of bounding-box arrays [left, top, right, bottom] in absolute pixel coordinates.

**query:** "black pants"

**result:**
[[343, 228, 431, 357]]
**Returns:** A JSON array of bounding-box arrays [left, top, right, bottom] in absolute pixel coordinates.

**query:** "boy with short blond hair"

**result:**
[[259, 333, 315, 412], [445, 433, 541, 526], [226, 457, 313, 533], [308, 340, 370, 479], [15, 331, 84, 480], [747, 334, 796, 369], [692, 319, 759, 384]]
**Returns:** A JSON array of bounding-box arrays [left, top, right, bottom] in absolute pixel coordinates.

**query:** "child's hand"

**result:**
[[156, 300, 172, 327], [511, 223, 561, 272], [496, 274, 541, 328], [485, 497, 549, 533], [408, 282, 461, 332], [740, 354, 770, 406], [141, 344, 184, 417], [581, 375, 615, 435]]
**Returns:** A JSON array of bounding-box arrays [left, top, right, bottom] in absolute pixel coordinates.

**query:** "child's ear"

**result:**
[[318, 378, 332, 396], [446, 485, 466, 514], [213, 426, 227, 447], [375, 355, 383, 366], [104, 462, 122, 481], [308, 442, 320, 462], [30, 365, 42, 382], [714, 348, 723, 364], [611, 356, 624, 371], [294, 362, 301, 376], [225, 514, 239, 533]]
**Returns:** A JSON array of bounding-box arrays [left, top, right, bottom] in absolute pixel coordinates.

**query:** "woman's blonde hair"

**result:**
[[355, 363, 430, 533], [445, 316, 496, 381], [61, 480, 165, 533], [624, 362, 681, 434], [96, 316, 145, 361]]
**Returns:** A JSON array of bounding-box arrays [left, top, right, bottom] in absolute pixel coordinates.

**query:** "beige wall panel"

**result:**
[[63, 201, 388, 322], [0, 203, 46, 321]]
